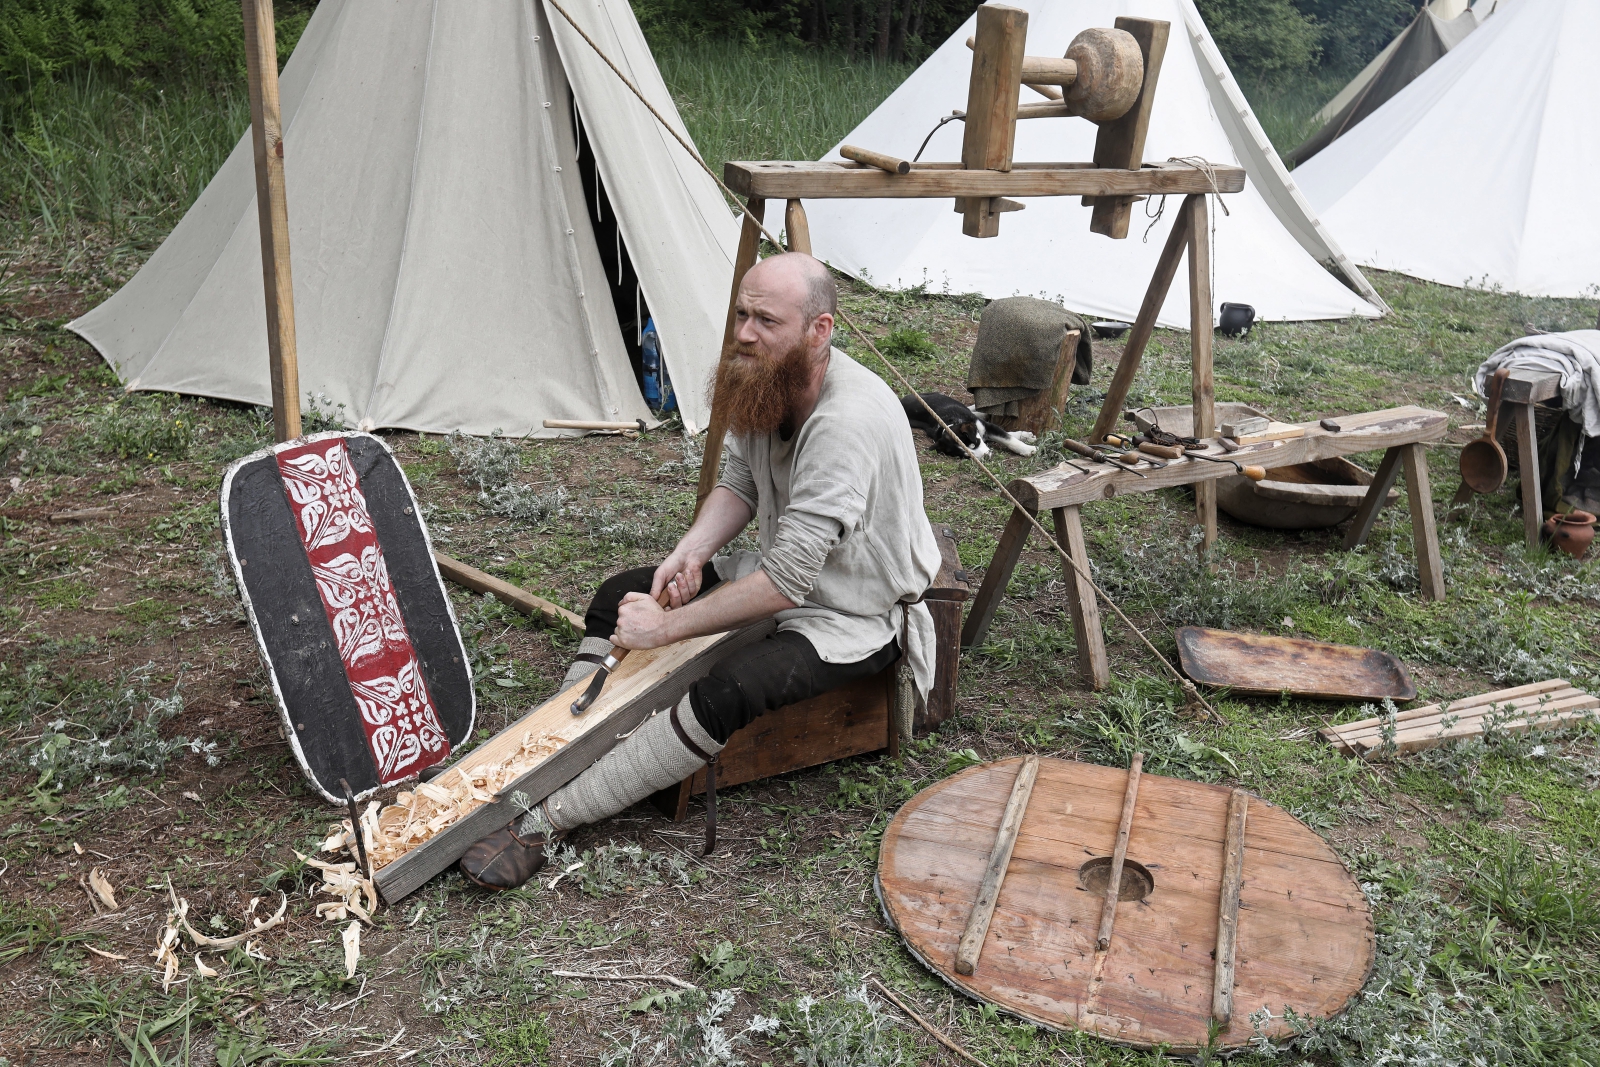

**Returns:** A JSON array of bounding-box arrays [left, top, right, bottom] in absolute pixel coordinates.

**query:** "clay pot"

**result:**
[[1543, 510, 1597, 559]]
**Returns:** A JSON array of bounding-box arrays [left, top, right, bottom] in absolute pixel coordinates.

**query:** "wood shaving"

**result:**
[[342, 920, 361, 979], [244, 939, 269, 961], [167, 878, 288, 950], [88, 867, 118, 911], [194, 953, 219, 978], [87, 945, 128, 961], [355, 733, 569, 869], [150, 904, 183, 991], [297, 850, 378, 923]]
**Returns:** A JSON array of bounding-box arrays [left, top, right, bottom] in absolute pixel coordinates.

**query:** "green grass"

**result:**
[[654, 39, 915, 172], [1237, 73, 1347, 159], [1, 39, 1599, 1067]]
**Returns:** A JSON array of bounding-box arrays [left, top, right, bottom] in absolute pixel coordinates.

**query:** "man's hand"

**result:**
[[650, 546, 706, 609], [614, 591, 676, 651]]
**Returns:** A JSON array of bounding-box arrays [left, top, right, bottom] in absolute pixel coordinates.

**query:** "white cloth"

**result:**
[[714, 350, 942, 698], [1475, 330, 1600, 438]]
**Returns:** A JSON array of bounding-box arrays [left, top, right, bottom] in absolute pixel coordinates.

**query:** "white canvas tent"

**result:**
[[1293, 0, 1600, 298], [68, 0, 739, 436], [1288, 0, 1488, 166], [805, 0, 1386, 329]]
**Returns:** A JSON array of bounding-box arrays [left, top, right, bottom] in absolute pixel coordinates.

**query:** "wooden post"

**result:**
[[1087, 18, 1170, 239], [1188, 195, 1216, 550], [955, 755, 1039, 976], [1089, 195, 1195, 443], [695, 197, 766, 515], [1401, 442, 1445, 601], [960, 504, 1036, 649], [784, 199, 812, 255], [960, 4, 1027, 238], [1053, 505, 1109, 690], [241, 0, 301, 443], [1212, 788, 1248, 1026], [1513, 402, 1542, 548]]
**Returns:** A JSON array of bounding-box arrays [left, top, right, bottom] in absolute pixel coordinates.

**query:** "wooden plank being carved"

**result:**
[[371, 622, 773, 901]]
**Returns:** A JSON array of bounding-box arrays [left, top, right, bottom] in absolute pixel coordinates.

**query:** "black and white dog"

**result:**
[[901, 392, 1036, 460]]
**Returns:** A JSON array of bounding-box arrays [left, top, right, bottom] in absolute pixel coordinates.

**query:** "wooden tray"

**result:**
[[877, 758, 1374, 1051], [1176, 626, 1415, 701]]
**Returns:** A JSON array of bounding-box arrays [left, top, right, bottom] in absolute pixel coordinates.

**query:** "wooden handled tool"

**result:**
[[1137, 440, 1184, 460], [570, 586, 674, 715], [840, 144, 910, 175], [544, 418, 648, 432], [1184, 449, 1266, 481], [964, 27, 1144, 120], [1061, 437, 1149, 477]]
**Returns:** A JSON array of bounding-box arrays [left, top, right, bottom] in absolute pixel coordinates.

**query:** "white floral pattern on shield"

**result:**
[[276, 438, 449, 782]]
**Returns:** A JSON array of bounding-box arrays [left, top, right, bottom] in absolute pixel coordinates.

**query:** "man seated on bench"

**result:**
[[461, 253, 943, 890]]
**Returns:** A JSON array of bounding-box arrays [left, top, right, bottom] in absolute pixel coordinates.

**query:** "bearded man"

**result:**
[[460, 252, 941, 890]]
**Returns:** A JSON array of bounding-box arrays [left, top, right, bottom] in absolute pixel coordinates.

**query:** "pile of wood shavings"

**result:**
[[352, 731, 569, 869]]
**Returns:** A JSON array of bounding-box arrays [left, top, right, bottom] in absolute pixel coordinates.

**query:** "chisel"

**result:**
[[571, 585, 675, 715]]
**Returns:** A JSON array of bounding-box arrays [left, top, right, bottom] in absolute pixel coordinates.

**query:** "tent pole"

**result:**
[[695, 197, 766, 515], [242, 0, 301, 443]]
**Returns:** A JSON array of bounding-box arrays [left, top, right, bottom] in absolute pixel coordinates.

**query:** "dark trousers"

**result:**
[[585, 566, 899, 745]]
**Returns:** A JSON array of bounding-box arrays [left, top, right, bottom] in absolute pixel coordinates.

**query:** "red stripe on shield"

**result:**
[[276, 438, 450, 782]]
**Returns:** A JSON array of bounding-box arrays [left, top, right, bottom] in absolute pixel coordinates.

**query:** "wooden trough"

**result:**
[[877, 757, 1374, 1052]]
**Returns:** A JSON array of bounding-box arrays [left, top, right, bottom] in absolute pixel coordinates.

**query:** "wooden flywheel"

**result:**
[[876, 757, 1374, 1051]]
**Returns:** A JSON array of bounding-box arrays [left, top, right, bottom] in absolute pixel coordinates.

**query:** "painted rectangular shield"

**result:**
[[221, 431, 474, 803]]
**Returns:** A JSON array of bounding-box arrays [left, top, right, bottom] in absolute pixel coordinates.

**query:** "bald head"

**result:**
[[742, 253, 837, 337]]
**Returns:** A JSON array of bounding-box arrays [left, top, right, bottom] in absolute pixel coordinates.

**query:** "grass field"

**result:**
[[2, 39, 1599, 1067]]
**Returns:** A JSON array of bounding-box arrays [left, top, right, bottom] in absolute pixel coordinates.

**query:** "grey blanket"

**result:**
[[967, 297, 1093, 416]]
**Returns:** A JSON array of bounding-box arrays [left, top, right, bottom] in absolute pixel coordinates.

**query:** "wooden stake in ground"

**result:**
[[241, 0, 301, 443]]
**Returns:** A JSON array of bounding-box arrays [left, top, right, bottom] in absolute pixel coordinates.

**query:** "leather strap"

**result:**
[[669, 703, 717, 856]]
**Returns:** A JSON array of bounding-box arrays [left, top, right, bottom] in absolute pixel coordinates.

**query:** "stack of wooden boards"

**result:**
[[1321, 679, 1600, 756]]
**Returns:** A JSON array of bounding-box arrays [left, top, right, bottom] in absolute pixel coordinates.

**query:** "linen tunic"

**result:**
[[714, 349, 943, 695]]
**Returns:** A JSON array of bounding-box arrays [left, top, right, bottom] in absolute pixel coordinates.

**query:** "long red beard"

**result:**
[[710, 338, 817, 437]]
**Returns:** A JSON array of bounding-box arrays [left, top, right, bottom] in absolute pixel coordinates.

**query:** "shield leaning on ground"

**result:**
[[221, 431, 474, 803]]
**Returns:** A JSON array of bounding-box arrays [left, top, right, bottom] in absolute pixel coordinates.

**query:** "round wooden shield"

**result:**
[[877, 757, 1374, 1051]]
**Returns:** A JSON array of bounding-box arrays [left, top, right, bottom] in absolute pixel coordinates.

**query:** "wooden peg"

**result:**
[[840, 145, 910, 175], [784, 199, 812, 254]]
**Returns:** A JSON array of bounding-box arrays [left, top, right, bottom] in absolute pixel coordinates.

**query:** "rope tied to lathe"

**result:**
[[542, 0, 1222, 723]]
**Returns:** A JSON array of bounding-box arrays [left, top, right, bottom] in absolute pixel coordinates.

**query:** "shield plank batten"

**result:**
[[222, 431, 474, 803], [876, 757, 1375, 1052]]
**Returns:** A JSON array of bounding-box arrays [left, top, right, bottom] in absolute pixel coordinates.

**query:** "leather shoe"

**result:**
[[458, 820, 564, 890]]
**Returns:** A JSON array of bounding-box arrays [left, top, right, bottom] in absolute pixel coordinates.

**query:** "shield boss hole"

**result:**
[[1077, 857, 1154, 902]]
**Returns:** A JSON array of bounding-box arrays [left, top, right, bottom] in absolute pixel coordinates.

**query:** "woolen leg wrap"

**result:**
[[562, 636, 615, 687], [544, 695, 722, 831]]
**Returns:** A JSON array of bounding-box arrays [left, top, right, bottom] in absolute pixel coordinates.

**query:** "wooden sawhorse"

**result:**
[[960, 407, 1450, 689]]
